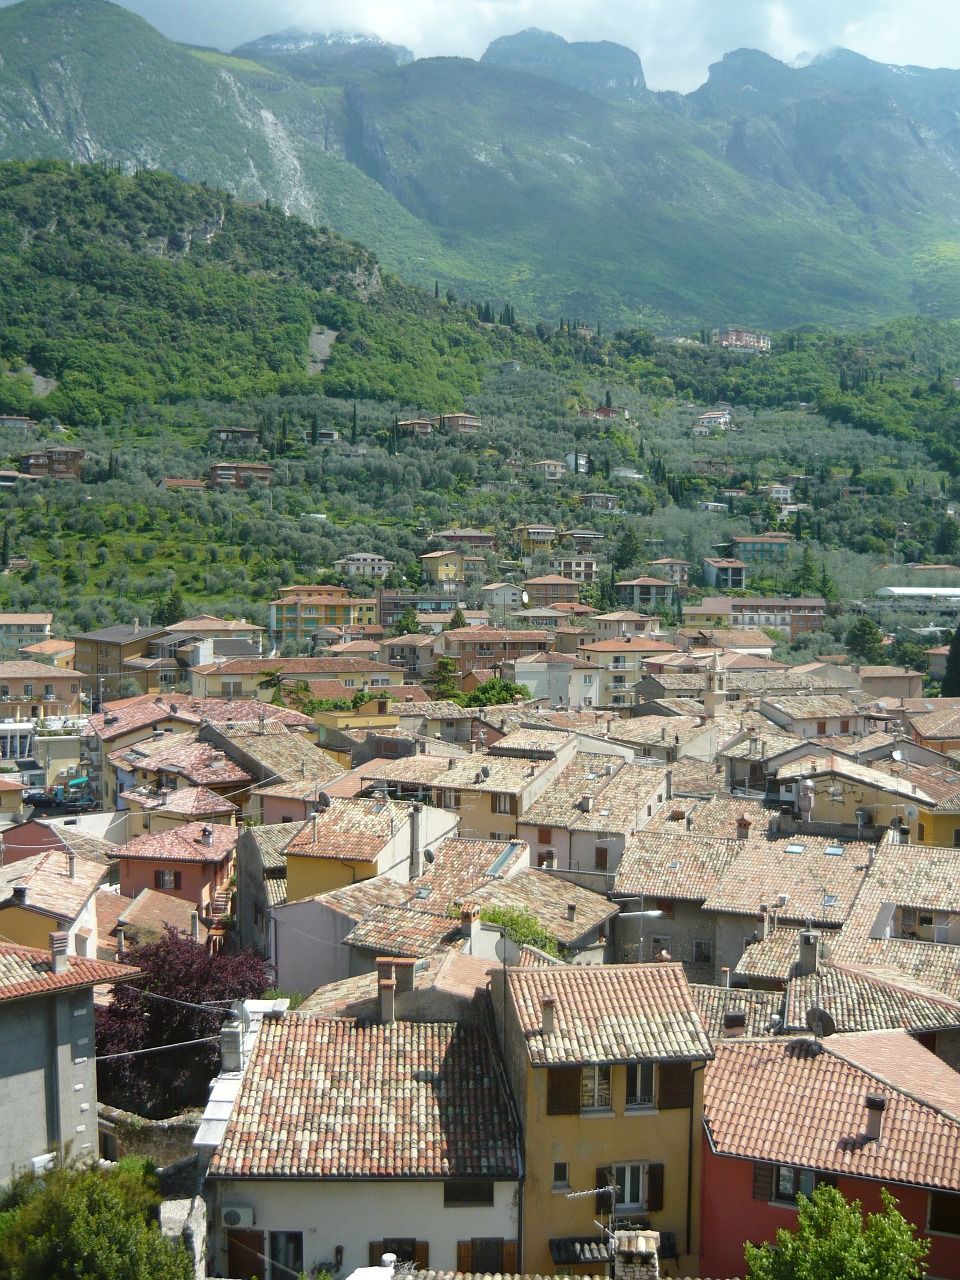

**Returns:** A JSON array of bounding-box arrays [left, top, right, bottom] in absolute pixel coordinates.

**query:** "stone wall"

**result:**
[[98, 1103, 202, 1168]]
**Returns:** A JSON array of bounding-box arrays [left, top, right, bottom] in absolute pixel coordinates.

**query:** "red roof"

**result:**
[[0, 940, 138, 1003]]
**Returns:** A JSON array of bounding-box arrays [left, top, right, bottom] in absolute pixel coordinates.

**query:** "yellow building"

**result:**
[[491, 963, 713, 1276], [269, 586, 377, 647], [0, 849, 107, 954], [430, 742, 574, 842], [775, 755, 939, 842], [419, 550, 486, 590], [515, 523, 558, 557]]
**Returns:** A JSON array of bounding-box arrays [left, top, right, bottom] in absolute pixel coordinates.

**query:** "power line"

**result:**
[[97, 1034, 219, 1062]]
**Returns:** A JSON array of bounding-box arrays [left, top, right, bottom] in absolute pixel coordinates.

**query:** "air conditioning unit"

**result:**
[[221, 1205, 255, 1230], [32, 1152, 56, 1175]]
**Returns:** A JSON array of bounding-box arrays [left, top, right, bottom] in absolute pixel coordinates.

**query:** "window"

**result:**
[[444, 1180, 494, 1206], [694, 939, 713, 964], [493, 793, 512, 815], [538, 827, 553, 845], [380, 1239, 417, 1265], [917, 821, 925, 841], [154, 869, 182, 891], [651, 934, 671, 960], [269, 1232, 303, 1280], [929, 1189, 960, 1235], [768, 1165, 836, 1204], [580, 1064, 612, 1110], [23, 685, 32, 696], [547, 1065, 582, 1115], [443, 790, 461, 809], [840, 719, 850, 733], [553, 1162, 570, 1188], [816, 721, 827, 735], [595, 846, 608, 871], [626, 1061, 655, 1108], [614, 1162, 647, 1209]]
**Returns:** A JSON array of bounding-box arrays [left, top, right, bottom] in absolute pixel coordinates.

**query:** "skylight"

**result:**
[[785, 843, 805, 854], [823, 894, 838, 908], [824, 843, 845, 857]]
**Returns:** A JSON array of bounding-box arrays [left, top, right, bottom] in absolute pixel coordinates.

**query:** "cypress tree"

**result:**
[[351, 402, 358, 446], [943, 621, 960, 696]]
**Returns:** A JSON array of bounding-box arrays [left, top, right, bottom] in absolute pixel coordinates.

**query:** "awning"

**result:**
[[68, 776, 89, 787]]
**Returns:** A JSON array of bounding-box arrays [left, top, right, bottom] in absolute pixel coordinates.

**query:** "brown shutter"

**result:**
[[547, 1065, 582, 1114], [154, 869, 163, 889], [414, 1242, 429, 1269], [753, 1163, 774, 1201], [369, 1243, 383, 1266], [173, 871, 182, 891], [509, 794, 518, 817], [503, 1241, 518, 1274], [646, 1162, 664, 1212], [596, 1165, 613, 1215], [457, 1242, 472, 1273], [657, 1061, 692, 1109], [490, 793, 499, 814]]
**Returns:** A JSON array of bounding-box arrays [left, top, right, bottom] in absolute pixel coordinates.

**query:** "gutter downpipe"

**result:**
[[687, 1060, 707, 1259]]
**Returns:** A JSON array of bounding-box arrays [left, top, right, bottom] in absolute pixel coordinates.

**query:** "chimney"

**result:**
[[200, 825, 214, 847], [394, 956, 416, 994], [721, 966, 730, 987], [50, 931, 69, 975], [115, 925, 124, 956], [864, 1093, 886, 1142], [191, 910, 200, 940], [220, 1015, 243, 1071], [409, 802, 424, 879], [736, 813, 752, 841], [541, 996, 557, 1035], [723, 1010, 747, 1038], [796, 929, 821, 976], [758, 903, 770, 940], [67, 852, 76, 880], [567, 901, 577, 923], [447, 757, 456, 770], [379, 976, 396, 1025], [460, 902, 481, 947], [665, 768, 673, 800], [581, 794, 594, 812], [133, 618, 140, 635], [543, 846, 556, 870], [12, 883, 27, 906]]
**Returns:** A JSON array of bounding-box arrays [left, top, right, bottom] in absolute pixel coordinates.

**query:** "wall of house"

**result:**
[[699, 1141, 960, 1280], [0, 988, 98, 1179], [207, 1176, 519, 1278], [0, 905, 64, 949], [713, 910, 767, 978], [119, 857, 227, 916], [614, 901, 717, 982], [272, 898, 357, 995], [285, 854, 376, 902]]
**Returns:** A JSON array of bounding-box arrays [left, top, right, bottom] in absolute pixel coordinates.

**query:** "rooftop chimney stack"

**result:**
[[864, 1093, 886, 1142], [393, 956, 416, 994], [409, 802, 424, 879], [116, 925, 125, 956], [460, 903, 481, 948], [796, 929, 821, 976], [736, 814, 753, 841], [541, 996, 557, 1035], [220, 1015, 243, 1072], [200, 825, 213, 847], [723, 1010, 747, 1038], [67, 852, 76, 880], [191, 910, 200, 940], [567, 901, 577, 922], [50, 931, 69, 975]]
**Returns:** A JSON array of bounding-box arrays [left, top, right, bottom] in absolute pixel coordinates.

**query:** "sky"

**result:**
[[4, 0, 959, 90]]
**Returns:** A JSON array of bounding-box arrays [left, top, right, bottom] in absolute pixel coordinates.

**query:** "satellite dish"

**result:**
[[495, 935, 511, 963], [423, 848, 435, 865], [903, 803, 919, 824], [230, 999, 251, 1034], [806, 1006, 836, 1038], [521, 591, 529, 605]]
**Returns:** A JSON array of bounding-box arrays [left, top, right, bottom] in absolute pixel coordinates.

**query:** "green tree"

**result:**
[[445, 606, 467, 631], [942, 620, 960, 695], [391, 605, 422, 637], [459, 677, 530, 707], [154, 585, 185, 627], [791, 544, 818, 593], [257, 667, 289, 704], [844, 617, 886, 664], [614, 527, 643, 572], [744, 1184, 927, 1280], [0, 1159, 193, 1280], [425, 654, 459, 699]]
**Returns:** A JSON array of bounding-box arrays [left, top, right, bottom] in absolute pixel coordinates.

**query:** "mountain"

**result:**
[[480, 29, 646, 100], [2, 0, 960, 328]]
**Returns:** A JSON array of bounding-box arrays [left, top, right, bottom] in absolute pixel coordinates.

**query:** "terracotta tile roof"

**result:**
[[396, 700, 475, 721], [489, 727, 575, 756], [519, 755, 628, 828], [568, 764, 669, 835], [640, 795, 770, 839], [720, 730, 807, 761], [0, 939, 138, 1003], [606, 717, 712, 748], [690, 985, 782, 1044], [517, 943, 564, 967], [438, 754, 552, 796], [783, 962, 960, 1035], [358, 756, 456, 787], [734, 927, 805, 981], [201, 725, 338, 782], [0, 849, 107, 919], [150, 786, 239, 817], [118, 822, 238, 864], [506, 962, 713, 1064], [283, 799, 400, 863], [761, 693, 863, 720], [663, 756, 731, 796], [20, 638, 74, 657], [208, 1017, 520, 1179], [406, 837, 529, 909], [702, 833, 874, 926], [297, 951, 493, 1018], [247, 823, 302, 869], [703, 1030, 960, 1190], [343, 903, 464, 957], [0, 659, 84, 680], [195, 656, 394, 676], [117, 887, 210, 944], [307, 875, 410, 917], [110, 736, 254, 788], [90, 694, 312, 742], [470, 869, 615, 944], [614, 831, 742, 902]]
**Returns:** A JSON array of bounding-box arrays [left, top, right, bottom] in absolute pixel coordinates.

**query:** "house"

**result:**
[[269, 586, 377, 646], [419, 550, 486, 591], [18, 637, 75, 668], [435, 627, 552, 680], [564, 528, 606, 554], [165, 614, 265, 653], [208, 461, 273, 489], [0, 660, 84, 718], [0, 938, 137, 1177], [490, 963, 713, 1274], [18, 445, 85, 479], [711, 327, 771, 352], [727, 532, 794, 563], [616, 577, 675, 610], [700, 1030, 960, 1280], [579, 636, 677, 708], [116, 822, 239, 920], [397, 418, 435, 436], [693, 410, 733, 434], [588, 611, 660, 641], [200, 1007, 521, 1280], [433, 411, 482, 434], [380, 632, 438, 680], [0, 612, 53, 651], [565, 451, 589, 475], [682, 597, 826, 641], [0, 849, 108, 955], [434, 528, 497, 550], [549, 555, 599, 585], [523, 575, 581, 609], [72, 622, 168, 701], [378, 591, 469, 630], [530, 459, 567, 482], [482, 583, 526, 617], [213, 426, 260, 446], [703, 558, 747, 591], [760, 694, 867, 739], [581, 492, 621, 512], [333, 552, 395, 579], [501, 651, 599, 708], [515, 524, 557, 558]]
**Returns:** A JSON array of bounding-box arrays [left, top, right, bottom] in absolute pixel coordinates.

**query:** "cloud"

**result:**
[[3, 0, 958, 90]]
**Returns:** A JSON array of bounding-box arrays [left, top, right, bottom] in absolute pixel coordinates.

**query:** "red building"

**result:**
[[700, 1030, 960, 1278], [117, 821, 238, 921]]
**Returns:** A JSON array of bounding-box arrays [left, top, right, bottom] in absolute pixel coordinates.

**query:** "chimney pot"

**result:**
[[200, 825, 213, 847], [191, 910, 200, 940], [567, 901, 576, 922], [393, 957, 416, 994], [115, 925, 124, 956], [541, 995, 557, 1035], [723, 1010, 747, 1038], [67, 852, 76, 879], [865, 1092, 886, 1141], [379, 977, 396, 1025], [797, 929, 821, 976], [50, 931, 69, 974]]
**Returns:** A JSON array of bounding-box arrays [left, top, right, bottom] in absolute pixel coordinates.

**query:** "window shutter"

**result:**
[[547, 1065, 582, 1115], [457, 1242, 472, 1273], [503, 1241, 518, 1273], [646, 1162, 664, 1212], [816, 1171, 838, 1190], [509, 795, 518, 817], [414, 1242, 429, 1269], [753, 1163, 774, 1201], [657, 1061, 692, 1109], [369, 1243, 383, 1266], [596, 1165, 613, 1215], [490, 793, 499, 814], [173, 871, 182, 891]]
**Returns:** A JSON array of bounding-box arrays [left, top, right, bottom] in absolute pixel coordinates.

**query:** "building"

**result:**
[[269, 587, 377, 647], [501, 652, 599, 708], [435, 627, 552, 680], [530, 459, 567, 482], [434, 529, 497, 550], [490, 963, 713, 1274], [0, 613, 53, 652], [208, 461, 273, 489], [333, 552, 395, 579], [702, 558, 747, 590], [515, 524, 558, 558], [433, 411, 482, 434], [523, 576, 581, 609], [378, 591, 468, 630], [72, 622, 167, 701], [728, 533, 794, 563], [0, 661, 84, 718], [581, 492, 620, 512], [549, 555, 599, 585], [18, 446, 85, 479], [116, 822, 239, 920], [711, 327, 771, 352], [701, 1030, 960, 1280], [0, 939, 137, 1178], [481, 583, 526, 618], [616, 578, 675, 610], [693, 411, 733, 434], [682, 598, 826, 641], [200, 1007, 521, 1280], [760, 694, 867, 739], [419, 550, 486, 591]]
